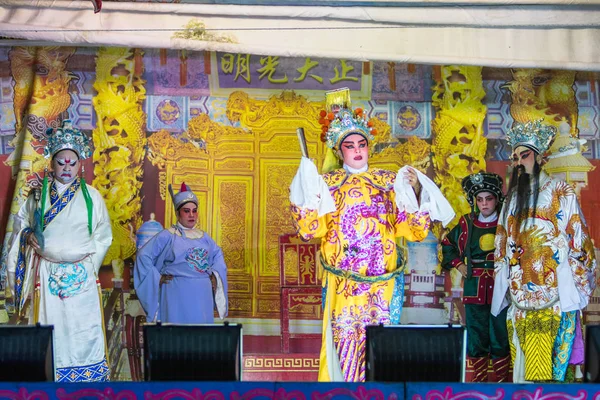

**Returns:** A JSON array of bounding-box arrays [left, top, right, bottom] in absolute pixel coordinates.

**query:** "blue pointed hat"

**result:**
[[169, 182, 198, 210]]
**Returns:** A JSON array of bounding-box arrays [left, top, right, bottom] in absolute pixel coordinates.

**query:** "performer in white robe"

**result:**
[[5, 120, 113, 382], [492, 120, 596, 383]]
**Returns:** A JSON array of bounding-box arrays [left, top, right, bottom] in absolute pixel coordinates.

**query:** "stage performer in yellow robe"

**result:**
[[492, 120, 596, 382], [289, 88, 454, 382]]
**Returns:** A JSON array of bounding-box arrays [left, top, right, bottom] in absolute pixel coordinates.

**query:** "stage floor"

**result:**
[[242, 353, 506, 382], [0, 381, 597, 399], [240, 336, 499, 382], [243, 354, 319, 381], [241, 335, 319, 381]]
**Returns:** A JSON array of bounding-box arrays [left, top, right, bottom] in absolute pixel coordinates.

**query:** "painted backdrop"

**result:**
[[1, 47, 600, 334]]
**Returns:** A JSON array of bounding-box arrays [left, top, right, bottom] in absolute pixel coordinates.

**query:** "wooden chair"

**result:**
[[279, 234, 322, 353]]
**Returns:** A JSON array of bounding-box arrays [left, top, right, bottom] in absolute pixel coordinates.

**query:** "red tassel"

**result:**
[[91, 0, 102, 13], [160, 49, 167, 66], [180, 61, 187, 87], [204, 52, 211, 74], [134, 49, 143, 76], [180, 50, 188, 87], [387, 62, 396, 92], [362, 61, 370, 75], [433, 66, 442, 82]]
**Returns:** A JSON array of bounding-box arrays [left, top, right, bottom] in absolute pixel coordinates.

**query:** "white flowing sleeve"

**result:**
[[491, 207, 510, 316], [289, 156, 335, 216], [557, 190, 596, 312], [394, 166, 455, 227], [90, 192, 113, 273], [208, 236, 228, 320]]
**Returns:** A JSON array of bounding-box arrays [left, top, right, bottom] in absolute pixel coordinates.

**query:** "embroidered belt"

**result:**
[[34, 251, 91, 265], [160, 273, 211, 284], [320, 255, 402, 283]]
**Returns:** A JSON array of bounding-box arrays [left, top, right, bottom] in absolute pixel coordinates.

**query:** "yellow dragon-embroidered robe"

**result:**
[[291, 168, 430, 382]]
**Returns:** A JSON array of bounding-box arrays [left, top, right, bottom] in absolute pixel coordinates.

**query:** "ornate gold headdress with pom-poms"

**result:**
[[318, 88, 377, 150]]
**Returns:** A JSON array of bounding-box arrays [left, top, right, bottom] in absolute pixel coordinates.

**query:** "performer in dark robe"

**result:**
[[442, 172, 510, 382]]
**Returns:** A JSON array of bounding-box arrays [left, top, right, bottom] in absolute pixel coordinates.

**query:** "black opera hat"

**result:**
[[461, 173, 504, 207]]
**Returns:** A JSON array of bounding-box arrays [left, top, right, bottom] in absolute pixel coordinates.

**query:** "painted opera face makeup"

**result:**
[[475, 191, 498, 218], [52, 149, 80, 185], [177, 202, 198, 229], [340, 134, 368, 170], [511, 145, 536, 175]]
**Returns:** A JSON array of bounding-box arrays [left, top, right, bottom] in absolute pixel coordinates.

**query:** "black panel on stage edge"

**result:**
[[143, 323, 242, 381], [0, 324, 54, 382], [585, 325, 600, 382], [366, 324, 466, 382]]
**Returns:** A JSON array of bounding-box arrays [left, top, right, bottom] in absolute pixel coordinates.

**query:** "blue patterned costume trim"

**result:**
[[389, 272, 405, 324], [56, 357, 110, 382], [48, 263, 88, 299], [14, 227, 32, 310], [45, 180, 80, 228], [552, 311, 577, 381]]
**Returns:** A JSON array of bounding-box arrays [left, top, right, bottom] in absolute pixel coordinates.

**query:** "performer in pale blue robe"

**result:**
[[134, 183, 228, 323], [6, 120, 113, 382]]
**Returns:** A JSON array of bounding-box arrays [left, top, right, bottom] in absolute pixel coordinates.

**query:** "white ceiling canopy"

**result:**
[[0, 0, 599, 70]]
